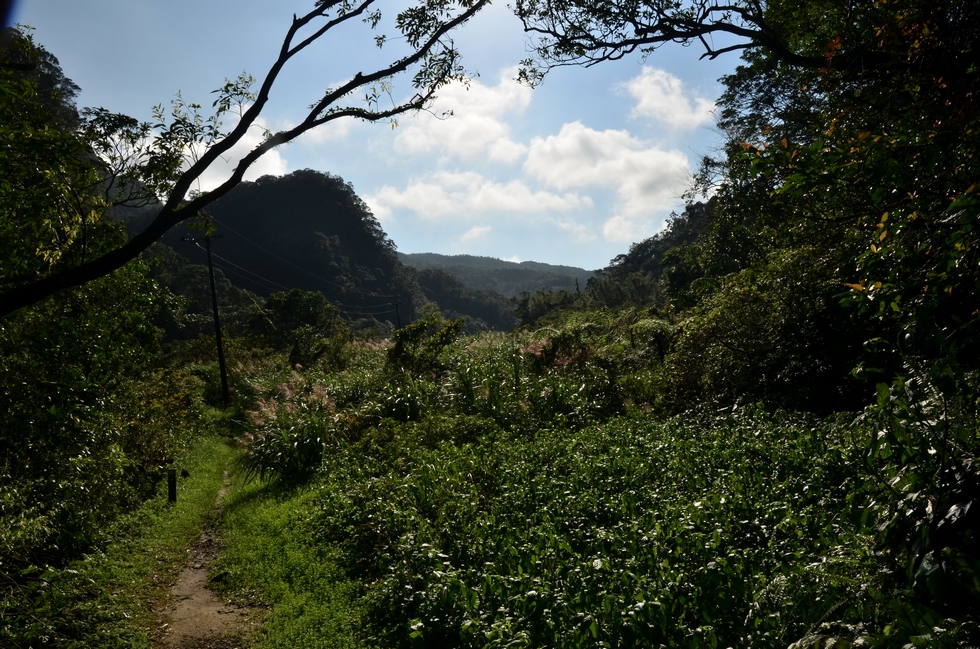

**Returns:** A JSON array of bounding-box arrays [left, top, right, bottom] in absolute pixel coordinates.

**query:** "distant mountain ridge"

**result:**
[[400, 252, 593, 274], [399, 253, 594, 298], [121, 171, 521, 330]]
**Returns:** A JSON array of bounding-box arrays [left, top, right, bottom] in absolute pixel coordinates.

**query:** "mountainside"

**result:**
[[399, 252, 594, 297], [195, 172, 399, 288], [141, 170, 419, 325], [121, 171, 520, 330]]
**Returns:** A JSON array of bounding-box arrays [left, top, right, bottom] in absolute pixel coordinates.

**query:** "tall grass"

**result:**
[[230, 318, 979, 647], [0, 436, 236, 648]]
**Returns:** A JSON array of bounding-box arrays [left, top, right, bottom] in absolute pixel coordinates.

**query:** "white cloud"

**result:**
[[393, 68, 532, 163], [461, 225, 492, 244], [364, 170, 591, 222], [297, 117, 356, 144], [524, 121, 690, 218], [503, 255, 521, 263], [623, 67, 715, 130], [551, 215, 596, 242], [601, 212, 672, 243], [195, 115, 287, 192]]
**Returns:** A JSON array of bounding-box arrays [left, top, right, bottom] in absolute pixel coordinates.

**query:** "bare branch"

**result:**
[[516, 0, 899, 81], [0, 0, 490, 318]]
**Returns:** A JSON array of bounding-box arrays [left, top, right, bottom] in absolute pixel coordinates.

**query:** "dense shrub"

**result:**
[[306, 408, 901, 648], [237, 370, 342, 483], [0, 263, 201, 576], [661, 247, 868, 413], [252, 288, 351, 369], [227, 316, 978, 647]]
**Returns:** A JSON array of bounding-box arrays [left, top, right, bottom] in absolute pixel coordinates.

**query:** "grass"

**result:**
[[0, 435, 236, 648], [301, 408, 884, 648], [213, 471, 371, 649], [221, 323, 980, 648]]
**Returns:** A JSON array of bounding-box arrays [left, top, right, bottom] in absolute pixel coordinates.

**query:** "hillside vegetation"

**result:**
[[214, 309, 977, 647], [2, 2, 980, 646], [122, 173, 520, 333], [399, 252, 593, 298]]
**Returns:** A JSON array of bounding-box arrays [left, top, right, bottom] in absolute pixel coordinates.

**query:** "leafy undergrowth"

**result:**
[[311, 409, 881, 648], [229, 320, 979, 648], [213, 474, 370, 649], [0, 435, 236, 648]]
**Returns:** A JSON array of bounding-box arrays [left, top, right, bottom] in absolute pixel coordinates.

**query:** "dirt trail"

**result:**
[[156, 471, 260, 649]]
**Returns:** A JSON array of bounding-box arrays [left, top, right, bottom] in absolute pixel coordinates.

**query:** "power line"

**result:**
[[343, 306, 397, 315], [190, 233, 400, 322], [207, 246, 398, 316], [210, 252, 398, 313], [210, 261, 290, 294], [208, 214, 396, 298], [334, 299, 398, 310], [209, 251, 292, 292], [192, 240, 292, 293]]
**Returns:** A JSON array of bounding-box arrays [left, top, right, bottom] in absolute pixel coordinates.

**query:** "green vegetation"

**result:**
[[1, 24, 204, 591], [399, 252, 593, 298], [215, 480, 366, 649], [1, 435, 235, 647], [218, 314, 978, 647], [3, 1, 979, 646], [211, 3, 980, 644]]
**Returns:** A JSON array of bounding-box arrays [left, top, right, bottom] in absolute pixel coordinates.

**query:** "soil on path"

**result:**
[[156, 472, 260, 649]]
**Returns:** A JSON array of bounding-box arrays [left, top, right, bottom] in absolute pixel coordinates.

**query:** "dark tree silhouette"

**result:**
[[0, 0, 489, 318], [515, 0, 973, 80]]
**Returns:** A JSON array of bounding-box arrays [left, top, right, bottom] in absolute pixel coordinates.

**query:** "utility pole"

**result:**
[[182, 233, 230, 407], [391, 302, 402, 328]]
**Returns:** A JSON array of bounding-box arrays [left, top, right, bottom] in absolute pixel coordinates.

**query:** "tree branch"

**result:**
[[517, 0, 901, 78], [1, 0, 489, 318]]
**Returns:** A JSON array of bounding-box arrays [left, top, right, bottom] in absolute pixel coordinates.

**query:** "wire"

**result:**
[[209, 251, 293, 292], [210, 251, 398, 312], [334, 299, 397, 309], [211, 260, 291, 294], [208, 214, 396, 298], [343, 307, 397, 315], [188, 240, 399, 319], [189, 241, 287, 293]]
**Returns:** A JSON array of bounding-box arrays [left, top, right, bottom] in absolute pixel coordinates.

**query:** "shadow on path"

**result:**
[[156, 471, 261, 649]]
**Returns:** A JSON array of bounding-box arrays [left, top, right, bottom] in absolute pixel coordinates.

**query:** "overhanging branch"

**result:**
[[0, 0, 490, 319], [517, 0, 901, 78]]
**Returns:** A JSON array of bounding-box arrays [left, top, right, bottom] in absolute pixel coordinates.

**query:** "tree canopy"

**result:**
[[517, 0, 977, 78], [0, 27, 105, 284], [520, 0, 979, 365], [1, 30, 194, 577], [0, 0, 489, 318]]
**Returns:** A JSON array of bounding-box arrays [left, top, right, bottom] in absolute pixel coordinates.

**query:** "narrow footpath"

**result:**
[[156, 471, 260, 649]]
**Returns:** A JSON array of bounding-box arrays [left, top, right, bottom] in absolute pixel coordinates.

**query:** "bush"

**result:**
[[251, 288, 351, 369], [307, 408, 900, 648], [238, 371, 341, 484], [660, 247, 867, 413], [860, 360, 980, 629], [387, 316, 463, 378], [0, 263, 199, 576]]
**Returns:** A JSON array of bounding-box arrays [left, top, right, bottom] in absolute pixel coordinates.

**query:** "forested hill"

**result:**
[[155, 170, 418, 322], [399, 252, 594, 297], [121, 170, 518, 330]]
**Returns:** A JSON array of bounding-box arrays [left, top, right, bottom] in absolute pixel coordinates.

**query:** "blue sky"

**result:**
[[11, 0, 737, 270]]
